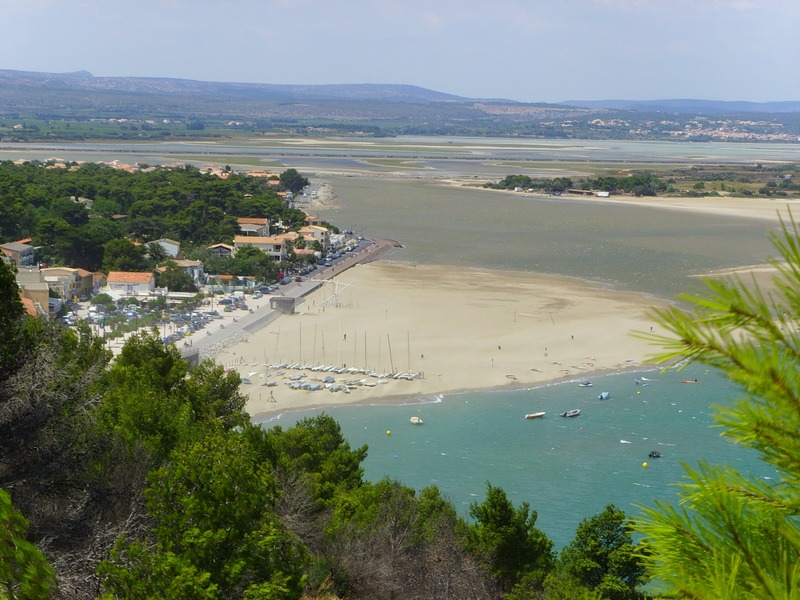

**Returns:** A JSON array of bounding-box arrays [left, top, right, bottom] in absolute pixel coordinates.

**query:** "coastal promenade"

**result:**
[[186, 237, 402, 361]]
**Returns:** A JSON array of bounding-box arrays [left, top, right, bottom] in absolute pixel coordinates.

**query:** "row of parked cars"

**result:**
[[161, 310, 223, 345], [217, 296, 249, 311]]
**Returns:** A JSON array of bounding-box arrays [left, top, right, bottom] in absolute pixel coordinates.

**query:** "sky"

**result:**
[[3, 0, 799, 103]]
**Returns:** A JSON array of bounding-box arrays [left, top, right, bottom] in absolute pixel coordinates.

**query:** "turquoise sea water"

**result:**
[[259, 365, 772, 549]]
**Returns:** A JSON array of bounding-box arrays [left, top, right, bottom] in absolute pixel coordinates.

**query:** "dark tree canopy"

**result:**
[[0, 161, 306, 272], [553, 504, 647, 599], [467, 482, 555, 591], [279, 168, 309, 194]]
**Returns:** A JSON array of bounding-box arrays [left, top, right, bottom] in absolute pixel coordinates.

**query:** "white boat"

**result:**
[[410, 416, 424, 425], [524, 412, 546, 420], [560, 409, 581, 418], [598, 391, 611, 400], [578, 381, 593, 387]]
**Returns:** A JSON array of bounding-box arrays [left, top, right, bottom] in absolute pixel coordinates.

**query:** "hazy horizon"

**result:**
[[2, 0, 798, 104]]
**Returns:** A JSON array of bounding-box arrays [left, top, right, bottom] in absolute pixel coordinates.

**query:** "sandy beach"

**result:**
[[209, 191, 797, 421], [215, 263, 671, 420]]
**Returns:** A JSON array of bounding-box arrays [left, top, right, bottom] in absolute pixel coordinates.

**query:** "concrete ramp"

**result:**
[[270, 295, 302, 314]]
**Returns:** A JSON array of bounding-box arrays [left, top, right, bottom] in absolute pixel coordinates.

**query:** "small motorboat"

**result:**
[[578, 381, 593, 387], [524, 412, 546, 420], [560, 409, 581, 418], [410, 416, 423, 425], [598, 391, 611, 400], [648, 450, 662, 458], [681, 379, 700, 384]]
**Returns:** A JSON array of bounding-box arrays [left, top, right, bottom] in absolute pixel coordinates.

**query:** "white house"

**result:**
[[236, 217, 270, 237], [167, 259, 206, 285], [105, 271, 156, 298], [298, 225, 331, 250], [151, 238, 181, 258], [233, 235, 288, 261]]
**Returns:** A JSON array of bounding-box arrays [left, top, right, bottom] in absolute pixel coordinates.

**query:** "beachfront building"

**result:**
[[303, 214, 326, 227], [208, 243, 235, 257], [104, 271, 156, 298], [236, 217, 270, 237], [41, 267, 95, 299], [233, 235, 288, 261], [206, 273, 257, 293], [298, 225, 331, 250], [0, 241, 35, 266], [14, 267, 50, 317], [161, 259, 206, 286], [151, 238, 181, 258]]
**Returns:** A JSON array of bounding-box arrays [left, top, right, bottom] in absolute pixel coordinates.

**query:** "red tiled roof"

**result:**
[[107, 271, 154, 284], [234, 235, 283, 244], [21, 297, 38, 317]]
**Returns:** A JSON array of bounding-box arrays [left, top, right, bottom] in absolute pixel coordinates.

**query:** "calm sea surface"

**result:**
[[2, 137, 788, 547]]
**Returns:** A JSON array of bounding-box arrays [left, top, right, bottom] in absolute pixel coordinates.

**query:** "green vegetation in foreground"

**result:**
[[488, 162, 800, 198]]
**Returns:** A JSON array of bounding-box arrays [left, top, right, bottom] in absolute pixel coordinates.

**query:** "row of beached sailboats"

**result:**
[[236, 361, 424, 394], [267, 362, 422, 380]]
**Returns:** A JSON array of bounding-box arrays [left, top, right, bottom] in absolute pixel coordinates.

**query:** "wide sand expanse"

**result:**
[[210, 193, 795, 420], [215, 263, 671, 421]]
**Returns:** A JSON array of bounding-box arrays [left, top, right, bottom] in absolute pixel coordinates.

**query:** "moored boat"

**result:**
[[524, 411, 546, 420], [410, 416, 423, 425], [560, 409, 581, 418]]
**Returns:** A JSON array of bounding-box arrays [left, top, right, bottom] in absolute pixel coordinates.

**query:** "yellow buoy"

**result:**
[[386, 430, 392, 436], [642, 462, 649, 469]]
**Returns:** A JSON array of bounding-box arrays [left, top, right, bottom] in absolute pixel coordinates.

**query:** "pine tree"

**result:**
[[634, 218, 800, 598]]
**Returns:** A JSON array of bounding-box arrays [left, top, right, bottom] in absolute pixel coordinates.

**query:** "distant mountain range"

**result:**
[[1, 69, 798, 141], [1, 69, 795, 112], [0, 69, 485, 104]]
